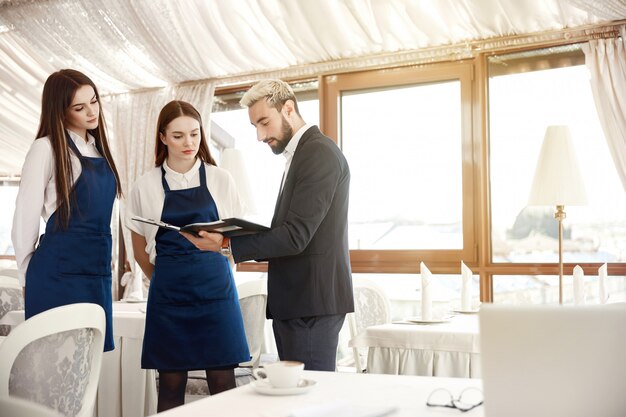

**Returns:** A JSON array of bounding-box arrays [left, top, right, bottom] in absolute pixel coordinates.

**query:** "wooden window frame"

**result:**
[[320, 62, 478, 276]]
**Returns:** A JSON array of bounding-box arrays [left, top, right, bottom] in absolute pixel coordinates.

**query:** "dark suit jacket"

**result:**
[[231, 126, 354, 320]]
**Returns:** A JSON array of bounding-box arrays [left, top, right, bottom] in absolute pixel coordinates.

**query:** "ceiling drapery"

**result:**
[[0, 0, 625, 175]]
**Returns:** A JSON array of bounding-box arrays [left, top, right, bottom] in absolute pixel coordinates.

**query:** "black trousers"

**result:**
[[272, 313, 346, 371]]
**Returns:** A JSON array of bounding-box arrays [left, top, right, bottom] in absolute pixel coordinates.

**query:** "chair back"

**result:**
[[0, 276, 24, 336], [237, 279, 268, 368], [349, 277, 391, 372], [0, 395, 64, 417], [0, 303, 105, 417]]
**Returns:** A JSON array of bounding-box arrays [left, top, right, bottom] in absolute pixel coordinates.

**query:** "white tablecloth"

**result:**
[[349, 314, 481, 378], [157, 370, 484, 417], [0, 303, 157, 417], [99, 302, 157, 417]]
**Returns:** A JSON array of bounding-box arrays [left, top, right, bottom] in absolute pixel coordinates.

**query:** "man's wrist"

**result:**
[[220, 236, 231, 256]]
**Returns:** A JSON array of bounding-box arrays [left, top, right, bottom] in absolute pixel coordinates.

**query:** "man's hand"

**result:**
[[180, 230, 223, 252]]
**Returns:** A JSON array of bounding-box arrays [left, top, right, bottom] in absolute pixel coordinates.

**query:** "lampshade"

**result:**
[[220, 148, 257, 214], [528, 125, 588, 206]]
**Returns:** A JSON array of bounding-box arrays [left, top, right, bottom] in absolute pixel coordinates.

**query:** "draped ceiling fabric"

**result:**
[[0, 0, 626, 176]]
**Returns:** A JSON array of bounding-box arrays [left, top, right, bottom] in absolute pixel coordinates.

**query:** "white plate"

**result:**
[[403, 315, 452, 324], [451, 308, 480, 314], [251, 378, 317, 396], [120, 298, 147, 303]]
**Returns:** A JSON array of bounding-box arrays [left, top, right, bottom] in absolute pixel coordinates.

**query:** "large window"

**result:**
[[322, 62, 476, 272], [342, 82, 463, 250], [488, 45, 626, 303]]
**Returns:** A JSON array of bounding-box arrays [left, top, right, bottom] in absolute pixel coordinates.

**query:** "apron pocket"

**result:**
[[56, 233, 112, 276], [152, 252, 233, 305]]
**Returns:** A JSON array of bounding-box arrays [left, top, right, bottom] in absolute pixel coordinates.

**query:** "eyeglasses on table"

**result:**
[[426, 386, 484, 412]]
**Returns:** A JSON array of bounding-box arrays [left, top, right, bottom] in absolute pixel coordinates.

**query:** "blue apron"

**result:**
[[25, 133, 116, 351], [141, 163, 250, 371]]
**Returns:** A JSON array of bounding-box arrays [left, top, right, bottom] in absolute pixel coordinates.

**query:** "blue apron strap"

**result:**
[[160, 165, 171, 192], [198, 162, 206, 188]]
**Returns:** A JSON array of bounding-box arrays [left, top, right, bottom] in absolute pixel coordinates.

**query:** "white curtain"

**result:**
[[582, 26, 626, 191], [105, 82, 215, 290]]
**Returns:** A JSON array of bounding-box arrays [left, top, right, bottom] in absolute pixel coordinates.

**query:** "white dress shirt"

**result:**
[[11, 130, 103, 286], [280, 124, 312, 191], [125, 159, 244, 264]]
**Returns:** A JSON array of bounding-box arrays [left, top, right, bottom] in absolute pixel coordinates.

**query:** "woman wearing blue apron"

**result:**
[[12, 69, 121, 352], [127, 100, 249, 412]]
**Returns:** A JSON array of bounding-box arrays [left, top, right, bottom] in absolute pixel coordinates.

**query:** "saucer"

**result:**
[[251, 378, 317, 396], [451, 308, 480, 314], [403, 315, 452, 324]]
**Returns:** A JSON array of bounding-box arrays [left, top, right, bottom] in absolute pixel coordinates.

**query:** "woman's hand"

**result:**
[[180, 230, 223, 252]]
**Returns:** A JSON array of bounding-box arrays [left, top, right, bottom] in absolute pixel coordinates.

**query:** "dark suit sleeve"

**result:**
[[231, 139, 343, 262]]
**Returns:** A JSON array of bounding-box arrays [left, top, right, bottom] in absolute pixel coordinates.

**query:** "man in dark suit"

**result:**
[[183, 79, 354, 371]]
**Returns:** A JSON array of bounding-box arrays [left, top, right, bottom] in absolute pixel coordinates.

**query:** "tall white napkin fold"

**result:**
[[572, 265, 585, 305], [288, 400, 396, 417], [121, 270, 144, 301], [598, 263, 608, 304], [461, 261, 473, 311], [420, 262, 432, 320]]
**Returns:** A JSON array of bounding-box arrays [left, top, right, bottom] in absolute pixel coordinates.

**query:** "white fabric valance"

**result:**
[[0, 0, 625, 175]]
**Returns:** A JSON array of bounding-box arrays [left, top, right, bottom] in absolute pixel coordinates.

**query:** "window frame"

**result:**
[[320, 61, 478, 274]]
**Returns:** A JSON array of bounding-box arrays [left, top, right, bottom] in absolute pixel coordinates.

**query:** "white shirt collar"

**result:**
[[163, 158, 201, 180], [67, 129, 96, 147], [282, 124, 312, 160]]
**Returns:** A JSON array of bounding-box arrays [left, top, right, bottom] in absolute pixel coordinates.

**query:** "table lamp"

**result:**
[[220, 148, 257, 215], [528, 125, 587, 304]]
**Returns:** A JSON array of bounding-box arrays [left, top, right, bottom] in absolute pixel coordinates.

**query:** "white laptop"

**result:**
[[479, 304, 626, 417]]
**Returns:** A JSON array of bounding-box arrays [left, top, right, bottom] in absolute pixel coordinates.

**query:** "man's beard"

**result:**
[[268, 115, 294, 155]]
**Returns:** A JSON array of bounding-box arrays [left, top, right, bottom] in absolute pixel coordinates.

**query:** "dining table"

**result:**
[[157, 370, 484, 417], [349, 313, 481, 378]]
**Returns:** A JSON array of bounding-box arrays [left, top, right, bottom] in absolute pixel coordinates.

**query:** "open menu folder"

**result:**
[[132, 216, 270, 237]]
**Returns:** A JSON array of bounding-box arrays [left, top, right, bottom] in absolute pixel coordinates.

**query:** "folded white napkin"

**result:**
[[461, 261, 472, 311], [598, 263, 608, 304], [288, 400, 396, 417], [121, 270, 144, 301], [420, 262, 432, 320], [573, 265, 585, 305]]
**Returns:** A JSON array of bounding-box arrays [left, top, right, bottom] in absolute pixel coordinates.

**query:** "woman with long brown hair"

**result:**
[[126, 100, 249, 411], [12, 69, 121, 351]]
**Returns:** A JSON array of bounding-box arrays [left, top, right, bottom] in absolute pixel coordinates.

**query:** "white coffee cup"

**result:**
[[252, 361, 305, 388]]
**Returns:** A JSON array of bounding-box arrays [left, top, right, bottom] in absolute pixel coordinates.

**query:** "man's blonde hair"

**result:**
[[240, 79, 300, 115]]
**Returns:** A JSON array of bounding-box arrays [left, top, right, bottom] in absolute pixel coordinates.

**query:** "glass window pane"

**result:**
[[341, 81, 463, 250], [489, 50, 626, 263], [493, 274, 626, 304]]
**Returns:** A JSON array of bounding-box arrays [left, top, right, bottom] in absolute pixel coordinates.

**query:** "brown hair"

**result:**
[[154, 100, 215, 167], [36, 69, 122, 229]]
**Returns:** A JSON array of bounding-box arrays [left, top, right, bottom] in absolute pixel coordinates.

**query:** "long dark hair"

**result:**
[[36, 69, 122, 229], [154, 100, 215, 167]]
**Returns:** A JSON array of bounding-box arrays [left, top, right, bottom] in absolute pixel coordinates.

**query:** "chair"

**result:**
[[184, 278, 268, 398], [0, 303, 105, 417], [0, 395, 64, 417], [348, 277, 391, 373], [0, 276, 24, 336]]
